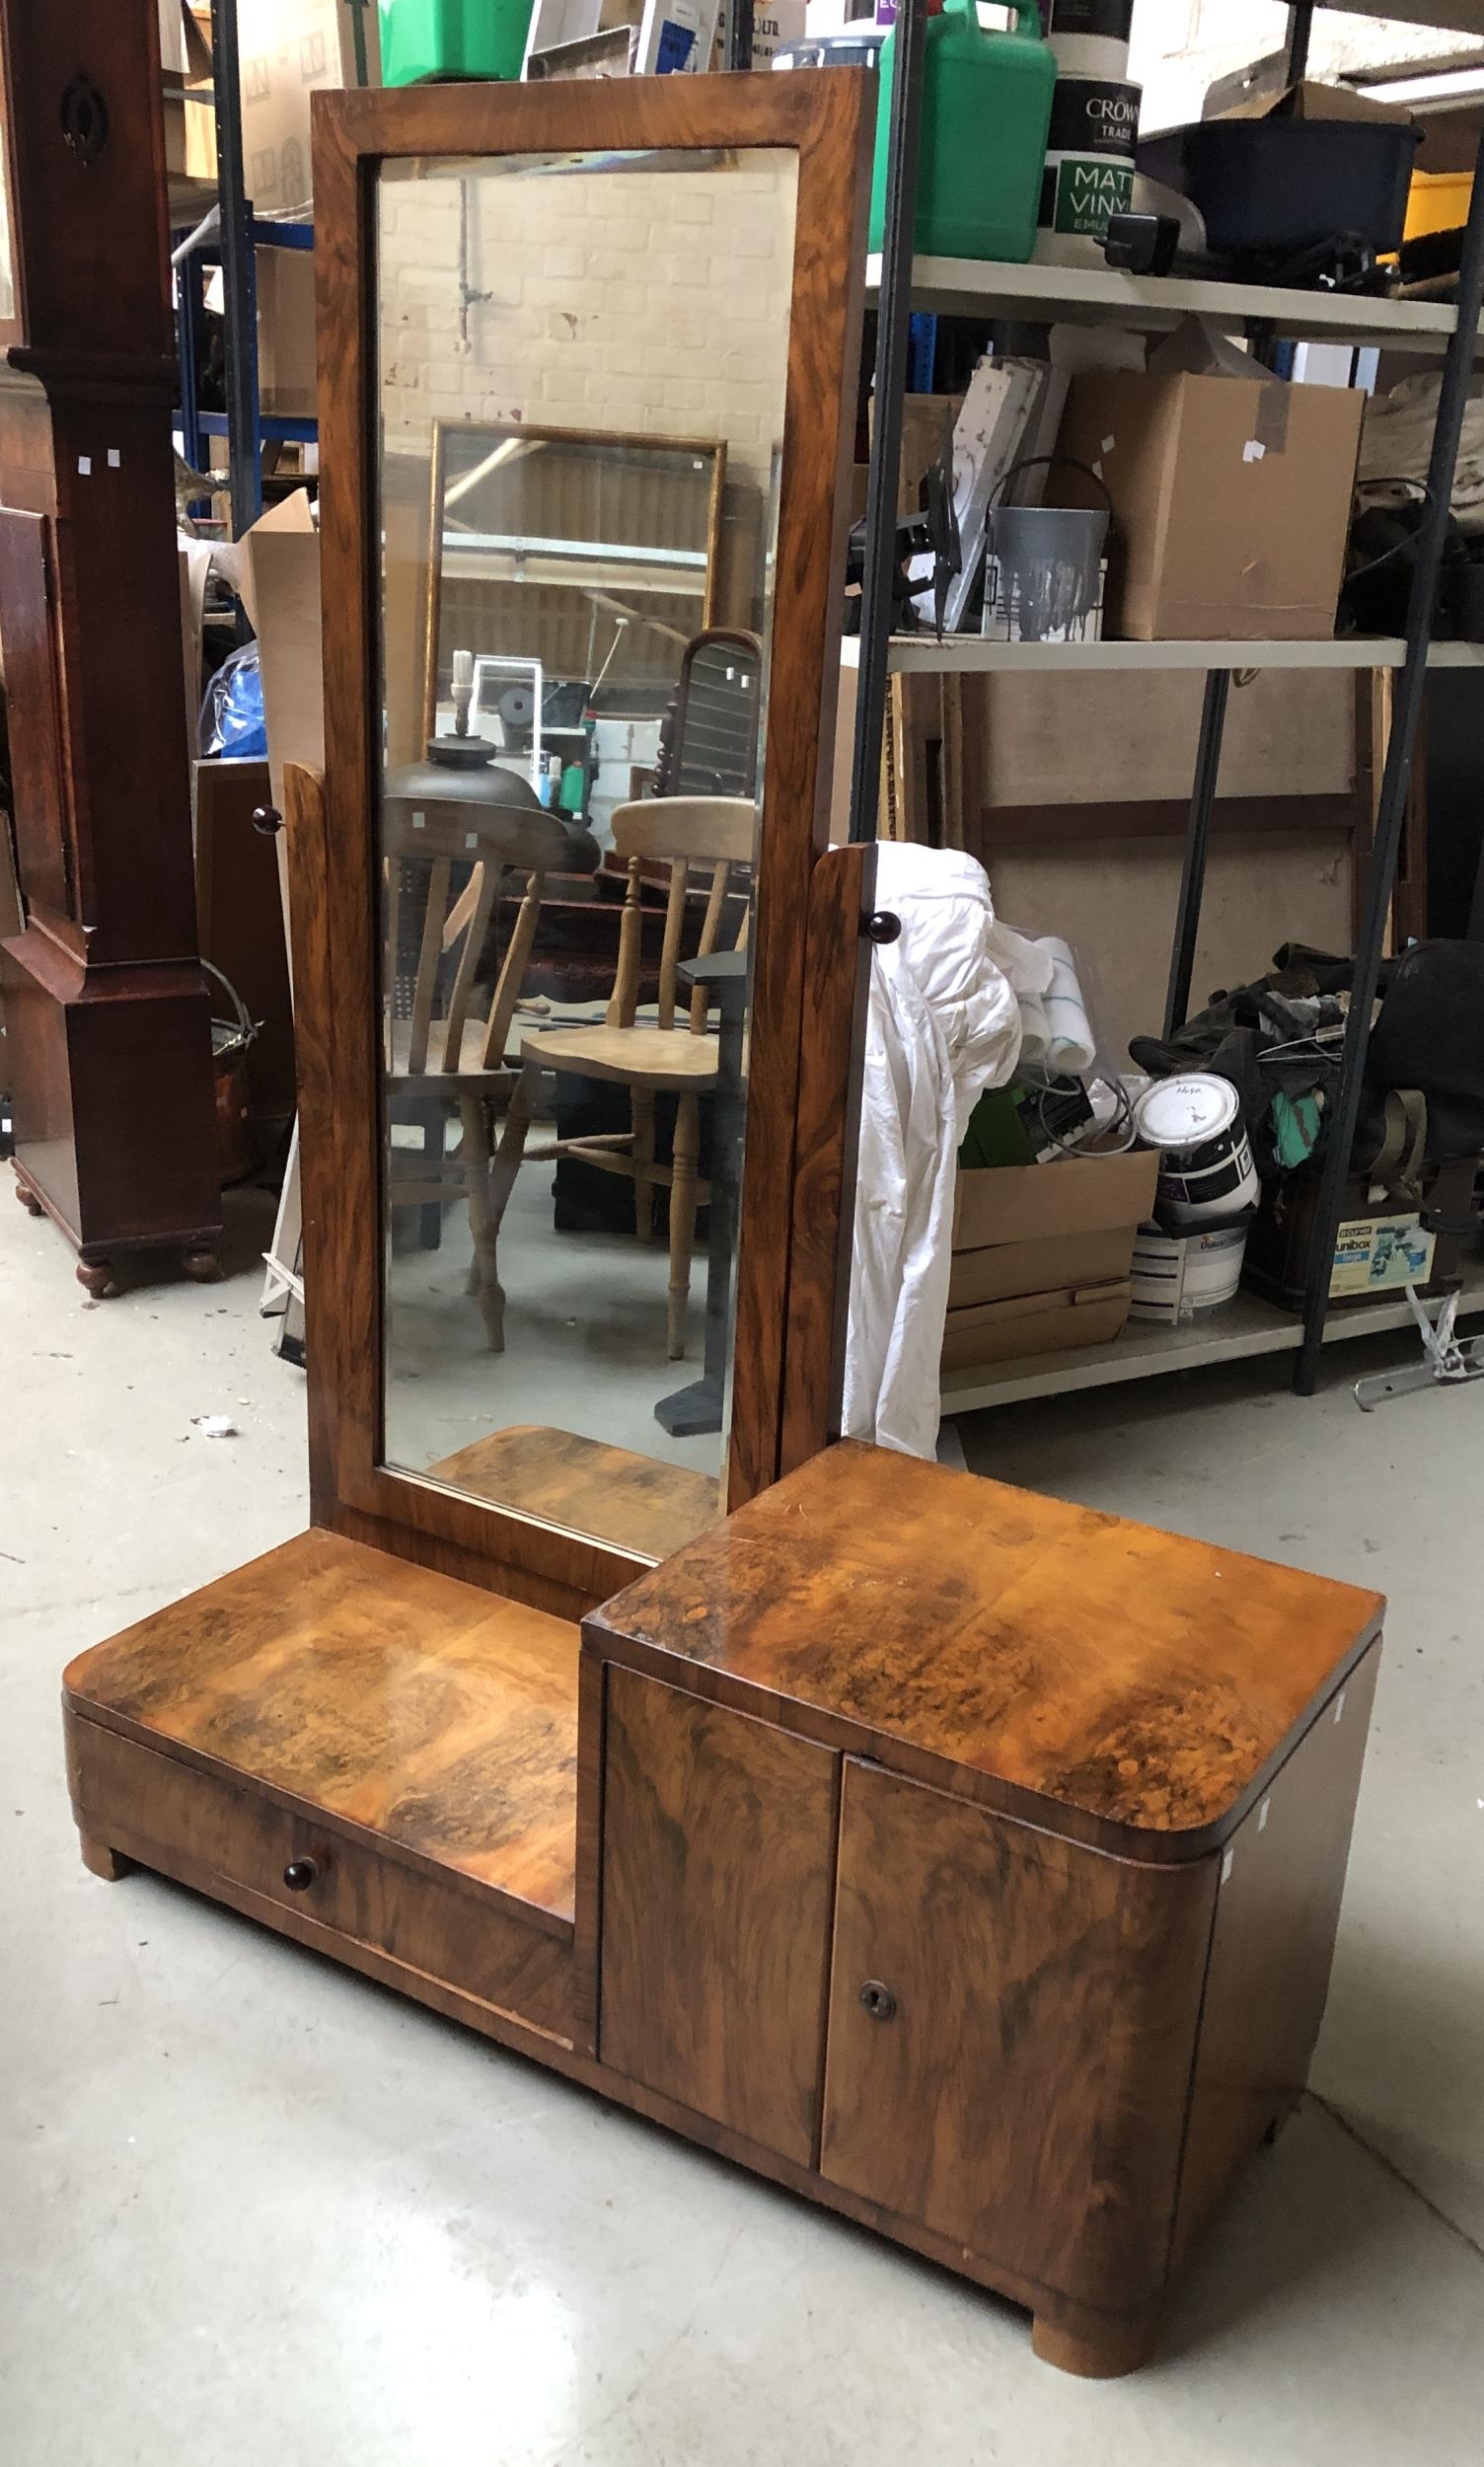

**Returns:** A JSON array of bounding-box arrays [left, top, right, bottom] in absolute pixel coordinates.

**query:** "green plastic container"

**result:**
[[380, 0, 536, 86], [868, 0, 1057, 264]]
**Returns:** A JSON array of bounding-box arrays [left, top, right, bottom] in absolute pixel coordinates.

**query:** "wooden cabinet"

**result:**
[[584, 1440, 1386, 2376]]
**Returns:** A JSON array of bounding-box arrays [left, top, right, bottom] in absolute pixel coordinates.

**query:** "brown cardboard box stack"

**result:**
[[943, 1150, 1159, 1373]]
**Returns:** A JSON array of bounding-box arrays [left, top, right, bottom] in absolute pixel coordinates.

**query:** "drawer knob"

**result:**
[[858, 1979, 897, 2021], [282, 1857, 320, 1892]]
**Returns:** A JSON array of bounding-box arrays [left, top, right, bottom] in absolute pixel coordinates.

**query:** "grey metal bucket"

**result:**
[[986, 455, 1112, 644]]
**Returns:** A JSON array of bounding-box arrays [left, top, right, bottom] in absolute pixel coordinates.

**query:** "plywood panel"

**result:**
[[979, 668, 1356, 808], [988, 829, 1355, 1066]]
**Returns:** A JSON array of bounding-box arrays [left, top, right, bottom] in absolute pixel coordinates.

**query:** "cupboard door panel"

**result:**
[[599, 1666, 837, 2162], [820, 1759, 1213, 2305]]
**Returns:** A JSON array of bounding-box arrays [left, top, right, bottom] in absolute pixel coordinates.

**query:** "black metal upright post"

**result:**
[[1286, 1, 1315, 84], [849, 0, 928, 847], [210, 0, 262, 537], [1163, 669, 1230, 1037], [725, 0, 755, 71], [1295, 130, 1484, 1394]]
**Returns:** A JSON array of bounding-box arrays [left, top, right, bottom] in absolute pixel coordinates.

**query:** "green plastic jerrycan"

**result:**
[[381, 0, 536, 86], [868, 0, 1057, 265]]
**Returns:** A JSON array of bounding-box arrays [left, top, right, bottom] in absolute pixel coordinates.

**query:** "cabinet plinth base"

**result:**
[[1031, 2307, 1160, 2380], [79, 1835, 134, 1882]]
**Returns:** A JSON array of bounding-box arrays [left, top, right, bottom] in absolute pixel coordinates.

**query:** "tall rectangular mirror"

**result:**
[[375, 143, 797, 1561]]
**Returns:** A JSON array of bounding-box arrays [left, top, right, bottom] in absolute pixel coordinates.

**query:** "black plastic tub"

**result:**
[[1138, 118, 1421, 259]]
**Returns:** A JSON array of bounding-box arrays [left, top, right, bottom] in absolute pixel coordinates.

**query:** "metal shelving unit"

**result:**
[[173, 0, 319, 536], [850, 0, 1484, 1408]]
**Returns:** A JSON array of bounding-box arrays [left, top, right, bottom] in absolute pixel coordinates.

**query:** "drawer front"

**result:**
[[68, 1713, 573, 2042], [819, 1757, 1212, 2305], [598, 1666, 838, 2163]]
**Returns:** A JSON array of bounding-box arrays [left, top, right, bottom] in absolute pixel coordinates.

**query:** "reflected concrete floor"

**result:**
[[4, 1186, 1483, 2465], [384, 1129, 720, 1484]]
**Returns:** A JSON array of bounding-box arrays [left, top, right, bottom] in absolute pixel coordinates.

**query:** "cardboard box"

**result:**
[[949, 1224, 1134, 1311], [944, 1151, 1156, 1369], [1058, 369, 1364, 640], [942, 1280, 1133, 1373], [952, 1148, 1158, 1252], [239, 0, 380, 211], [256, 245, 318, 417], [161, 2, 218, 184]]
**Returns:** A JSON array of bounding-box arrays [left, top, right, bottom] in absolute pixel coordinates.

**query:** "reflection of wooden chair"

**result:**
[[384, 799, 573, 1350], [489, 795, 754, 1361]]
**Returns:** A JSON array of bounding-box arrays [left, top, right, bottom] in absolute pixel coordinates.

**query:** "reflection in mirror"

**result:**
[[376, 147, 798, 1559]]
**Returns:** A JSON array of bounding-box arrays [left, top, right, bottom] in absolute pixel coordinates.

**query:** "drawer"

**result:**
[[67, 1712, 574, 2043]]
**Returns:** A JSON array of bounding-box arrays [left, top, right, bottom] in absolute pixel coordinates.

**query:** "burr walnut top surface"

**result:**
[[585, 1442, 1384, 1854], [63, 1529, 580, 1925]]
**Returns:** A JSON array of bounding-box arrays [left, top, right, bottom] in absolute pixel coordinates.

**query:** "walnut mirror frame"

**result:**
[[302, 71, 872, 1617]]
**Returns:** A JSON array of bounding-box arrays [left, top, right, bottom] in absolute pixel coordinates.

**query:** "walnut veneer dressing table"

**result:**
[[63, 73, 1385, 2380]]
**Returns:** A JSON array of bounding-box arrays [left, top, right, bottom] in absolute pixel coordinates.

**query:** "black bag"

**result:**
[[1357, 939, 1484, 1170]]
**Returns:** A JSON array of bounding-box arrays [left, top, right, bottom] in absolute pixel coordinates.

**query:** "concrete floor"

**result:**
[[4, 1188, 1484, 2465]]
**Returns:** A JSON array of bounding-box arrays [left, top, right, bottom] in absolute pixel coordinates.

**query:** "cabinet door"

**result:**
[[819, 1759, 1213, 2306], [599, 1666, 838, 2163]]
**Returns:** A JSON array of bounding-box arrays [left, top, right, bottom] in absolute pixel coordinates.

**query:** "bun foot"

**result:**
[[15, 1178, 44, 1216], [79, 1835, 134, 1882], [1031, 2305, 1159, 2379], [182, 1246, 224, 1285], [76, 1258, 118, 1301]]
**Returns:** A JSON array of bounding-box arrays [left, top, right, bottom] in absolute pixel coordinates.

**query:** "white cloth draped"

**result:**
[[843, 846, 1023, 1459]]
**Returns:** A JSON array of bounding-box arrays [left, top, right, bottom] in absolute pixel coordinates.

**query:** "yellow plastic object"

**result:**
[[1405, 169, 1473, 243]]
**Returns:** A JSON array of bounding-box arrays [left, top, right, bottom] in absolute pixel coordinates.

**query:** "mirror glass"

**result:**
[[374, 146, 797, 1559]]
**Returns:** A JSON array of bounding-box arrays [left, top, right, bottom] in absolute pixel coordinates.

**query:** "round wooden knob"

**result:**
[[252, 805, 283, 837], [863, 911, 901, 944], [282, 1857, 319, 1892], [858, 1979, 897, 2021]]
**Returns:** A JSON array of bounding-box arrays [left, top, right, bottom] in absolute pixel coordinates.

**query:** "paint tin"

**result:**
[[1129, 1220, 1249, 1323], [1133, 1075, 1260, 1230], [1038, 72, 1141, 256], [1047, 0, 1132, 80]]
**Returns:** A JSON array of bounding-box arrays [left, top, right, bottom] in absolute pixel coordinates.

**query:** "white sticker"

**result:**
[[107, 448, 120, 469], [464, 832, 478, 851], [1258, 1798, 1271, 1832], [1221, 1847, 1234, 1883], [77, 456, 92, 476], [1101, 434, 1116, 456], [1334, 1690, 1347, 1724], [411, 810, 425, 830], [1090, 458, 1103, 482], [1242, 439, 1266, 464]]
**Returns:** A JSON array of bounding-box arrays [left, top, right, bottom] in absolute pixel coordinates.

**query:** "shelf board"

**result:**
[[864, 253, 1469, 350], [940, 1266, 1484, 1416], [840, 635, 1484, 676]]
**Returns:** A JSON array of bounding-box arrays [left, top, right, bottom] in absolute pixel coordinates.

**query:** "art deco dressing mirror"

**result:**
[[59, 72, 1386, 2383]]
